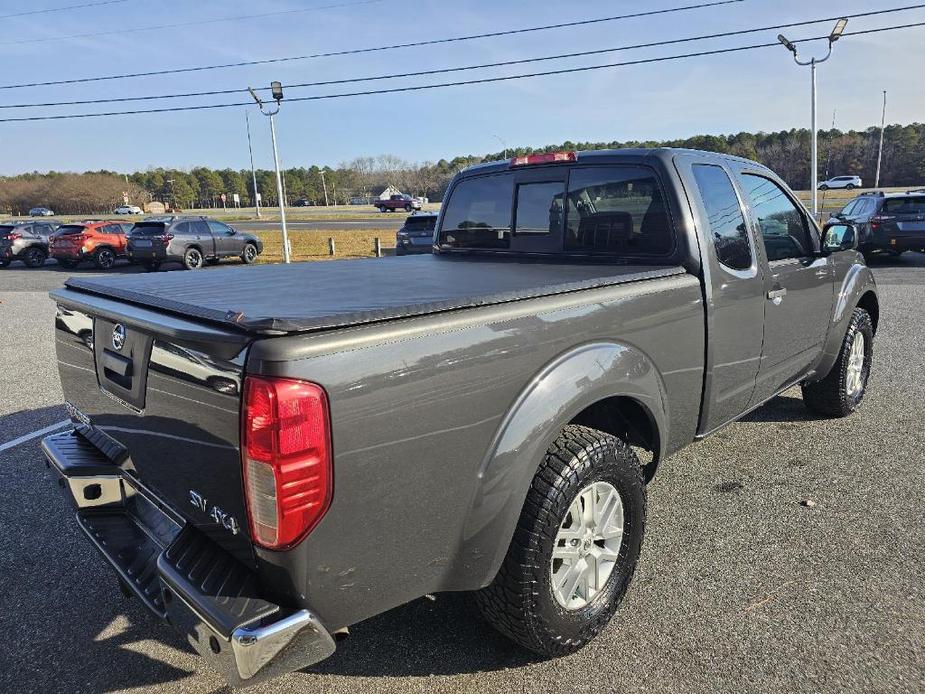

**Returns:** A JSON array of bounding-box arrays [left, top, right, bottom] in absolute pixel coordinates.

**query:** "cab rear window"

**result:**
[[438, 165, 673, 256]]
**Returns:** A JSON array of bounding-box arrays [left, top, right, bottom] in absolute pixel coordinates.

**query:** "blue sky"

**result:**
[[0, 0, 922, 174]]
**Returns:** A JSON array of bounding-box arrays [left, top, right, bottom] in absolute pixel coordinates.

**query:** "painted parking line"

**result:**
[[0, 419, 69, 454]]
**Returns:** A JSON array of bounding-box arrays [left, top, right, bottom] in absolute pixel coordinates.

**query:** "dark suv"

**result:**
[[126, 216, 263, 271], [831, 190, 925, 257], [0, 219, 57, 267], [395, 212, 438, 255]]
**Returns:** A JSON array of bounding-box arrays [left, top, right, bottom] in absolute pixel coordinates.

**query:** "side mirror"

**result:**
[[822, 222, 858, 253]]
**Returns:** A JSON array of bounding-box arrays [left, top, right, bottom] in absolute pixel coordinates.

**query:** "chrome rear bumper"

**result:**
[[43, 428, 336, 688]]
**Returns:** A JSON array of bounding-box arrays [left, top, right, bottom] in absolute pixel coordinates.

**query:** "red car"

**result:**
[[49, 220, 133, 270], [374, 194, 422, 213]]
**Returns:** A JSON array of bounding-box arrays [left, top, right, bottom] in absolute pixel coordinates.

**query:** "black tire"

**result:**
[[802, 307, 873, 417], [819, 184, 829, 191], [241, 242, 258, 264], [475, 424, 646, 656], [183, 247, 204, 270], [846, 183, 856, 189], [93, 247, 116, 270], [0, 257, 11, 268], [143, 261, 160, 272], [379, 205, 387, 213], [22, 246, 47, 268], [404, 204, 412, 212]]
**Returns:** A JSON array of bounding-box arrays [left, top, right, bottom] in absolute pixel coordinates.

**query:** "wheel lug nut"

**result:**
[[570, 539, 580, 547]]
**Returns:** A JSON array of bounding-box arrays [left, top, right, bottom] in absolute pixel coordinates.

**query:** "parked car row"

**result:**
[[0, 215, 263, 271], [830, 189, 925, 257]]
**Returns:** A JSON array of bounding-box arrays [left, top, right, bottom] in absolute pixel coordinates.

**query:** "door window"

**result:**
[[739, 175, 812, 262], [192, 221, 210, 235], [691, 164, 752, 271], [207, 221, 235, 236]]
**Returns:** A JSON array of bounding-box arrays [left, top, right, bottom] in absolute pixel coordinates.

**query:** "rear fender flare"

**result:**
[[447, 341, 668, 590]]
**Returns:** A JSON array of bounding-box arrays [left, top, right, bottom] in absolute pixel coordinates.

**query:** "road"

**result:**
[[234, 217, 405, 232], [0, 254, 923, 693]]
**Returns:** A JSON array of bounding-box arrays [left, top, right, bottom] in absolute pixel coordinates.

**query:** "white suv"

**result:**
[[818, 175, 862, 190], [114, 205, 143, 215]]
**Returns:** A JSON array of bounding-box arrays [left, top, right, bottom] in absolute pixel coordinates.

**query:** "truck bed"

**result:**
[[60, 255, 687, 334]]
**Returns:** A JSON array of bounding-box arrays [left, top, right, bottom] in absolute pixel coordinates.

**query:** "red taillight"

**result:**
[[241, 375, 332, 550], [162, 233, 174, 241], [8, 232, 21, 240], [510, 151, 577, 167], [870, 215, 894, 231]]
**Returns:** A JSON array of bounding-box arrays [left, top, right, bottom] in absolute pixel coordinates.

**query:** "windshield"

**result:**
[[439, 165, 673, 256], [405, 216, 437, 231]]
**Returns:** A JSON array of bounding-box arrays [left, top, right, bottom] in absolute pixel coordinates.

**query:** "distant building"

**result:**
[[377, 185, 402, 200]]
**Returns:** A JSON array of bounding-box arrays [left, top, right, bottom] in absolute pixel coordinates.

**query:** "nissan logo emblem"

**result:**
[[112, 323, 126, 351]]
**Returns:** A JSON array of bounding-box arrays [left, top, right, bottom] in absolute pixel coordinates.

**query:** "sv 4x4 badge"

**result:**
[[189, 489, 240, 535]]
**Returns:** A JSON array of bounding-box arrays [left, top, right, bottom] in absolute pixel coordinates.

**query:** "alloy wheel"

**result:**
[[845, 331, 866, 397], [551, 481, 625, 610]]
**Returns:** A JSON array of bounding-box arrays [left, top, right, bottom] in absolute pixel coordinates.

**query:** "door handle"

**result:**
[[767, 287, 787, 303]]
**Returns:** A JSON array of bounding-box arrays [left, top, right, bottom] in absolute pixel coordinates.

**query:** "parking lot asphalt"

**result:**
[[0, 254, 923, 693]]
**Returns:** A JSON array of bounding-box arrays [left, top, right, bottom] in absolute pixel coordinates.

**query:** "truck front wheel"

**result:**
[[475, 424, 646, 656], [802, 307, 873, 417]]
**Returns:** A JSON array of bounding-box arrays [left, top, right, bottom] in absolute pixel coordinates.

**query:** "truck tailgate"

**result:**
[[61, 254, 687, 334], [52, 290, 255, 565]]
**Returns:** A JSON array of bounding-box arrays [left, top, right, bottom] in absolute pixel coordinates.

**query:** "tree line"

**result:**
[[1, 124, 922, 215]]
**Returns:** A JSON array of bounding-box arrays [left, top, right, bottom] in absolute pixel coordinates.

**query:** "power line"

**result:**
[[2, 5, 923, 110], [0, 0, 130, 20], [3, 0, 381, 45], [0, 22, 921, 123], [0, 0, 745, 89]]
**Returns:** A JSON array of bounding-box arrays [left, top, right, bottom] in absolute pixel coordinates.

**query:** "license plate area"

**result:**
[[93, 318, 154, 411], [133, 240, 153, 248]]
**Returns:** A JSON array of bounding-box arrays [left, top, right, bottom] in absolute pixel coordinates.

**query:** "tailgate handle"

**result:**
[[102, 350, 133, 378]]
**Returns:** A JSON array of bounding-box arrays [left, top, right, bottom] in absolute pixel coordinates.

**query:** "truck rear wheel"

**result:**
[[475, 424, 645, 656], [802, 307, 873, 417]]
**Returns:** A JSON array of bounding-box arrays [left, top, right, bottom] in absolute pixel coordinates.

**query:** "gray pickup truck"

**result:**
[[44, 148, 878, 687]]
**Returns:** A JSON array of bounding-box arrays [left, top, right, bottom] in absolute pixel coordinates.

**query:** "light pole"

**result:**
[[492, 134, 508, 160], [245, 110, 261, 218], [248, 81, 291, 264], [778, 17, 848, 219], [320, 169, 330, 207], [875, 90, 887, 189]]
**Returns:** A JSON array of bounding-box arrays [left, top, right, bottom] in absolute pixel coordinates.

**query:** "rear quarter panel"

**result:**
[[247, 274, 705, 629]]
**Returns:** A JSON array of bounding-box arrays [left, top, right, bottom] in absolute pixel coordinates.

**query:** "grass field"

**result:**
[[255, 228, 396, 262]]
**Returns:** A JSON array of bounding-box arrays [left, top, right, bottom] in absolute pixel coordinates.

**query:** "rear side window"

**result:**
[[691, 164, 752, 271], [440, 174, 513, 249], [565, 167, 672, 255], [882, 196, 925, 215]]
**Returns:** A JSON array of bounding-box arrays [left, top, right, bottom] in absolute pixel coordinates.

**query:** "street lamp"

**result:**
[[248, 81, 291, 264], [778, 18, 848, 219]]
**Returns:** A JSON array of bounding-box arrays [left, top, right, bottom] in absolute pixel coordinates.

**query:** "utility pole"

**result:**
[[778, 18, 848, 218], [824, 109, 837, 180], [320, 169, 330, 207], [248, 82, 291, 264], [245, 110, 261, 218], [875, 90, 887, 189]]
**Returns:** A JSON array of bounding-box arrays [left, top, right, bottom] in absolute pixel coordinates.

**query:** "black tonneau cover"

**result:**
[[60, 255, 686, 334]]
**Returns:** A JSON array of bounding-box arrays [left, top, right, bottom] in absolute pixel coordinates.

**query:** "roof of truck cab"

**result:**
[[458, 147, 765, 177], [59, 255, 687, 335]]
